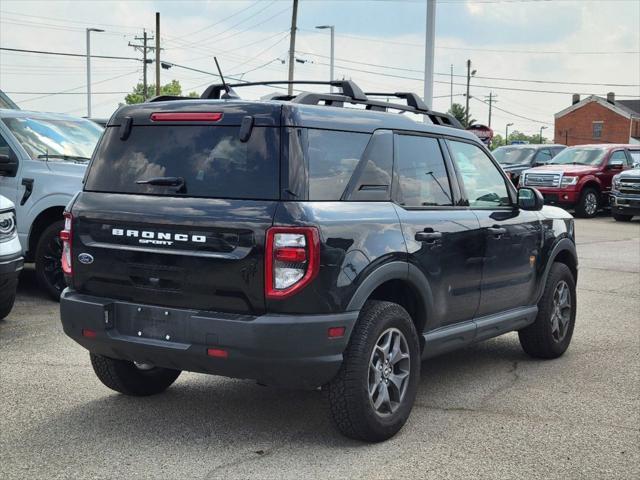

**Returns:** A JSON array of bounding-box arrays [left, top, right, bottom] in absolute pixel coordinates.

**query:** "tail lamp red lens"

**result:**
[[60, 212, 73, 276], [150, 112, 223, 122], [265, 227, 320, 299], [207, 348, 228, 359], [82, 329, 97, 338], [328, 327, 346, 338]]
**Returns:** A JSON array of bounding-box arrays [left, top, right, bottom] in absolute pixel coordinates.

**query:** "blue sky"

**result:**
[[1, 0, 639, 138]]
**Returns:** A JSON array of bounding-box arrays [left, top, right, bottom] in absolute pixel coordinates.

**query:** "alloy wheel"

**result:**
[[42, 235, 65, 294], [550, 280, 572, 342], [368, 328, 411, 416], [584, 192, 598, 216]]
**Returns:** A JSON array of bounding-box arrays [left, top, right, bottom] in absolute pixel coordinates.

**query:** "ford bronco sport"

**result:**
[[59, 80, 578, 442]]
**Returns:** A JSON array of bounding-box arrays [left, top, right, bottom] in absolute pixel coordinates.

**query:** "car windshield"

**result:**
[[1, 116, 103, 162], [548, 147, 606, 166], [492, 147, 536, 165]]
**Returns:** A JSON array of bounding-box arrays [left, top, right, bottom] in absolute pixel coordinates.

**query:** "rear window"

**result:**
[[85, 126, 279, 199]]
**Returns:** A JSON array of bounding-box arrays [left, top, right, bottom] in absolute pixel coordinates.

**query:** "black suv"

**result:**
[[60, 80, 578, 442]]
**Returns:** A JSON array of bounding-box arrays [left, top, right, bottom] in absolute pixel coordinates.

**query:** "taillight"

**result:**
[[265, 227, 320, 299], [60, 212, 73, 276]]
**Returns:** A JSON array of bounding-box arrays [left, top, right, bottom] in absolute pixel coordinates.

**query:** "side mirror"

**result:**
[[0, 153, 18, 177], [608, 159, 624, 170], [518, 187, 544, 211]]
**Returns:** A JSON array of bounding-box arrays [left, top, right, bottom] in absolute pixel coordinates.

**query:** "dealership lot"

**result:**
[[1, 216, 638, 480]]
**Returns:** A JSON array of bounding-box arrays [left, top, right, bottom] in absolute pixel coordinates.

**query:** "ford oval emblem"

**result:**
[[78, 253, 94, 265]]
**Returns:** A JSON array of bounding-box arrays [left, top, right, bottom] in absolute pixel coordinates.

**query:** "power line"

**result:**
[[0, 47, 141, 61], [297, 51, 640, 87], [0, 9, 147, 32], [299, 28, 640, 55], [471, 96, 553, 125]]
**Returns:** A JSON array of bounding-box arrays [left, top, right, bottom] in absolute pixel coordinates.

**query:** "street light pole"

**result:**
[[505, 122, 514, 145], [315, 25, 334, 92], [539, 125, 547, 144], [86, 27, 104, 118]]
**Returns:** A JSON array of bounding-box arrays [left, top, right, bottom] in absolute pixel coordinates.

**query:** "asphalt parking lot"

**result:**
[[1, 216, 638, 480]]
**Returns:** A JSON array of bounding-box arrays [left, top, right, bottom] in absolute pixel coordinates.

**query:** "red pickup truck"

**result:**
[[520, 144, 640, 218]]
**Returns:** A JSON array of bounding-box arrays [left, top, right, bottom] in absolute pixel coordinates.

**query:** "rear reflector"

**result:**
[[150, 112, 223, 122], [328, 327, 346, 338], [207, 348, 228, 359], [82, 329, 97, 338], [274, 247, 307, 263]]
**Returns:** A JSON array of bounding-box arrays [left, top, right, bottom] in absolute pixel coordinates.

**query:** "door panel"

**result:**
[[474, 209, 542, 315], [393, 134, 482, 329], [0, 131, 20, 206], [446, 139, 542, 316], [396, 208, 483, 328]]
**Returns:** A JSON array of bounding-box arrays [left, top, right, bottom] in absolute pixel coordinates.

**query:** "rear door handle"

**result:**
[[487, 226, 507, 237], [415, 231, 443, 243]]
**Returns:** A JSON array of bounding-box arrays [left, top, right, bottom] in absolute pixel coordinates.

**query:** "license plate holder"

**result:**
[[115, 303, 188, 341]]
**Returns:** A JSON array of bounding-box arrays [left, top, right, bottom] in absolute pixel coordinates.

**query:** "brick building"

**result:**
[[554, 93, 640, 146]]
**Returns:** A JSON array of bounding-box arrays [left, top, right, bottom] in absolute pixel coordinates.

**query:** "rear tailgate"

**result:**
[[73, 101, 281, 314], [71, 194, 276, 313]]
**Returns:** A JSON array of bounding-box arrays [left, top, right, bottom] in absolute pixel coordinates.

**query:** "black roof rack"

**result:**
[[200, 80, 368, 102], [151, 79, 462, 129]]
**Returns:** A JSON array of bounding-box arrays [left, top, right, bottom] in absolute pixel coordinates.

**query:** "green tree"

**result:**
[[505, 130, 548, 146], [125, 80, 199, 104], [448, 103, 476, 128], [490, 133, 504, 151]]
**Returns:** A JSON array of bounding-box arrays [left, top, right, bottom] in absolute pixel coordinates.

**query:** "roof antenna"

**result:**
[[214, 57, 230, 96]]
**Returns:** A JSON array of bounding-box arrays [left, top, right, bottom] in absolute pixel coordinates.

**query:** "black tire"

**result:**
[[34, 219, 66, 301], [613, 212, 633, 222], [574, 187, 599, 218], [519, 263, 576, 359], [327, 300, 421, 442], [0, 287, 17, 320], [90, 353, 181, 396]]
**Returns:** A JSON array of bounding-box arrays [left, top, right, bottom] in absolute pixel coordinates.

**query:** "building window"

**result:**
[[593, 122, 603, 139]]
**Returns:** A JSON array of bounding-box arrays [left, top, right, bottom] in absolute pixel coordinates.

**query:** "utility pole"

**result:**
[[287, 0, 299, 96], [539, 125, 547, 144], [450, 64, 453, 109], [128, 30, 155, 100], [505, 122, 514, 146], [423, 0, 436, 110], [484, 92, 497, 127], [86, 27, 104, 118], [155, 12, 161, 96], [465, 59, 472, 127]]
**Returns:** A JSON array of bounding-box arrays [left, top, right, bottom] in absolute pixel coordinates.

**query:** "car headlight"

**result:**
[[612, 176, 621, 191], [560, 176, 578, 187], [0, 209, 17, 241]]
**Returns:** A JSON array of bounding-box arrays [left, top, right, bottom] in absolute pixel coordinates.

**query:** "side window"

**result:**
[[0, 132, 13, 158], [629, 150, 640, 166], [608, 150, 627, 165], [393, 134, 452, 207], [534, 149, 552, 163], [592, 122, 603, 139], [448, 140, 511, 207], [306, 129, 370, 200]]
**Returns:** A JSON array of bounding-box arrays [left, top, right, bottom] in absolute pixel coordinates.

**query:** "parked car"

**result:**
[[492, 144, 566, 184], [610, 160, 640, 221], [520, 144, 640, 218], [0, 194, 23, 319], [0, 109, 103, 299], [59, 80, 578, 442]]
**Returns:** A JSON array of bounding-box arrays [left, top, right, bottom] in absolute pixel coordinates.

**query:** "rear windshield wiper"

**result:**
[[37, 154, 91, 163], [136, 176, 187, 193]]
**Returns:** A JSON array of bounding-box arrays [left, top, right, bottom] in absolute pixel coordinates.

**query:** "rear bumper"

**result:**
[[60, 289, 359, 389]]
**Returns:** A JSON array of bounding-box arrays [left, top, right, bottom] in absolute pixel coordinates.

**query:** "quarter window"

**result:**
[[393, 135, 452, 207], [448, 140, 511, 207]]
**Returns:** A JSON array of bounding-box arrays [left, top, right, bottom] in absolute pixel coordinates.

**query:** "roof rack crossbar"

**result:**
[[365, 92, 428, 111], [201, 80, 367, 102], [291, 92, 462, 129]]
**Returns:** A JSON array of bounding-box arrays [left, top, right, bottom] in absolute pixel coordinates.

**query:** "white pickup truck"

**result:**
[[0, 194, 22, 319], [0, 109, 103, 299]]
